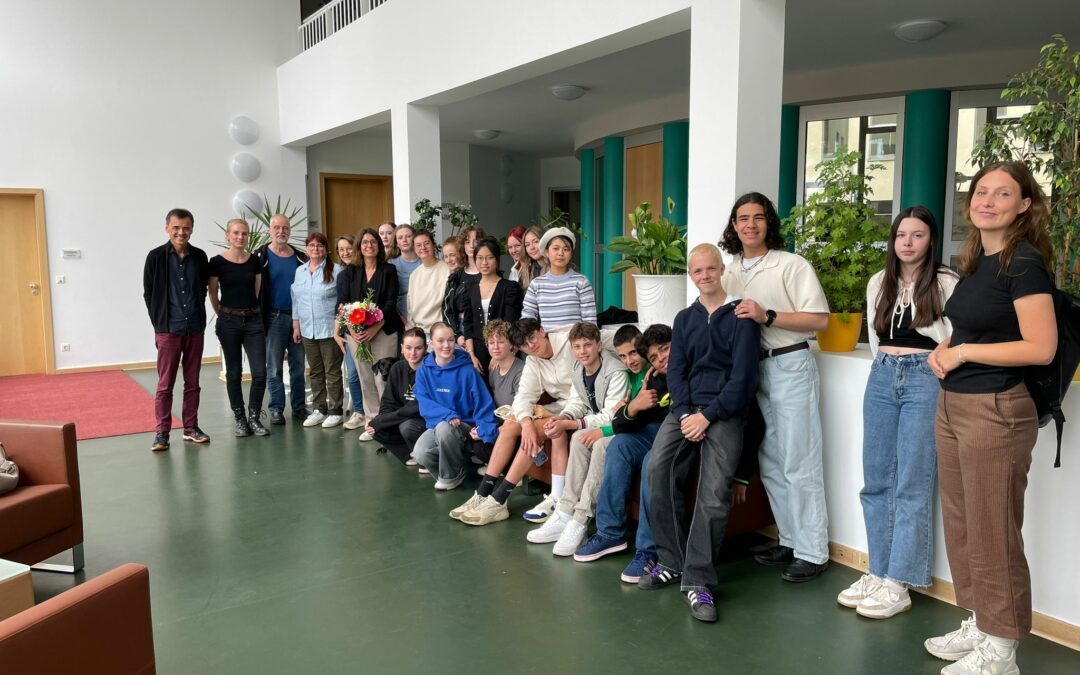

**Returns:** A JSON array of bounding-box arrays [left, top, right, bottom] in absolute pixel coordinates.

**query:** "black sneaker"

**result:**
[[248, 409, 271, 436], [182, 427, 210, 444], [754, 544, 795, 566], [269, 410, 286, 425], [151, 433, 170, 452], [292, 408, 310, 422], [782, 558, 829, 583], [637, 561, 681, 590], [685, 589, 718, 622]]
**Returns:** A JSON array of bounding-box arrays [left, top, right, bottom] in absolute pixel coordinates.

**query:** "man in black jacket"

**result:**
[[253, 214, 309, 425], [142, 208, 211, 451]]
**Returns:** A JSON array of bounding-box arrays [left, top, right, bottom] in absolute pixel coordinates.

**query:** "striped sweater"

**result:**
[[522, 270, 597, 330]]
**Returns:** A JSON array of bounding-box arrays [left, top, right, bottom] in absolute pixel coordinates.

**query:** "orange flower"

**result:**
[[350, 308, 367, 324]]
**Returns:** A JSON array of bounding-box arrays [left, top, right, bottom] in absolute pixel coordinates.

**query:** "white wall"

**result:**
[[0, 0, 306, 369], [467, 146, 540, 242], [817, 347, 1080, 628], [538, 156, 580, 215]]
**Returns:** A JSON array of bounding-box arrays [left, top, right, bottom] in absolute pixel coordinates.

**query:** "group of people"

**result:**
[[144, 159, 1055, 674]]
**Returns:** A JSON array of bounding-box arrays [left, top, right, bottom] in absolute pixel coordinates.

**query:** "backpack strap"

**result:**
[[1052, 404, 1065, 468]]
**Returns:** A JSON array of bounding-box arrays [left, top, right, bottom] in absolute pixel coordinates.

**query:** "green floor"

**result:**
[[30, 365, 1080, 674]]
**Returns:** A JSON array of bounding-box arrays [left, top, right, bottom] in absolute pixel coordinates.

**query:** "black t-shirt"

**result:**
[[942, 241, 1053, 393], [210, 254, 261, 310], [582, 364, 601, 414], [877, 303, 938, 351]]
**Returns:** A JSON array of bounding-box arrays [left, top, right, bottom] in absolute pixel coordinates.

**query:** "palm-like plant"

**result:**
[[607, 198, 687, 275], [214, 194, 306, 252]]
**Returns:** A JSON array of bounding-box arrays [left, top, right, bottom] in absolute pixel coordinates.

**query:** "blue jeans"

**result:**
[[341, 341, 363, 413], [594, 422, 661, 555], [861, 351, 938, 587], [265, 312, 307, 414]]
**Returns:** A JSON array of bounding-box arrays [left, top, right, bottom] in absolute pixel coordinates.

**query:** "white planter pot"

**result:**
[[633, 274, 687, 327]]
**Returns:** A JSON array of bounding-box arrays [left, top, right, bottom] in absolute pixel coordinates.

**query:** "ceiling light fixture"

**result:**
[[894, 19, 947, 43], [473, 129, 500, 140], [550, 84, 586, 101]]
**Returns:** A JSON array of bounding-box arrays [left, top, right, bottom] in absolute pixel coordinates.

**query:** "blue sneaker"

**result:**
[[573, 534, 628, 562], [620, 550, 657, 584]]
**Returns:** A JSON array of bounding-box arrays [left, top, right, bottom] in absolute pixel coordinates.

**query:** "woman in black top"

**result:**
[[440, 236, 468, 339], [924, 162, 1056, 671], [338, 227, 401, 434], [209, 219, 270, 437], [462, 238, 523, 373]]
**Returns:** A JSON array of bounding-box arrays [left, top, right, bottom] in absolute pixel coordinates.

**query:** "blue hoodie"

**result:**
[[414, 348, 499, 443]]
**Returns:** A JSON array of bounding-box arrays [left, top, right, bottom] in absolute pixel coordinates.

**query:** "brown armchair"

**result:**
[[0, 420, 84, 572], [0, 563, 155, 675]]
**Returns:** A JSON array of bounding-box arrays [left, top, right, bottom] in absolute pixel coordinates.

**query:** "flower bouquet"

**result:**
[[337, 289, 384, 363]]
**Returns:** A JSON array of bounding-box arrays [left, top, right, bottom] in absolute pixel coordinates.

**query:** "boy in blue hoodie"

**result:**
[[412, 322, 499, 490]]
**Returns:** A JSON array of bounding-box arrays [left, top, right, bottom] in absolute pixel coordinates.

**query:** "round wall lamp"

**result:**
[[228, 115, 259, 145], [551, 84, 586, 101], [230, 152, 262, 182], [232, 189, 263, 218], [894, 20, 947, 43], [473, 129, 500, 140]]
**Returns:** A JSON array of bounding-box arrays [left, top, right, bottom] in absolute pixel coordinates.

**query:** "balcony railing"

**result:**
[[298, 0, 391, 52]]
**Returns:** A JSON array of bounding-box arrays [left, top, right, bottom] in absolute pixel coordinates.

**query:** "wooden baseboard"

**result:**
[[54, 356, 222, 375], [827, 541, 1080, 651]]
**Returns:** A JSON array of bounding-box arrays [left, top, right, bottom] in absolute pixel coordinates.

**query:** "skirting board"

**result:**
[[54, 356, 222, 375], [828, 541, 1080, 651]]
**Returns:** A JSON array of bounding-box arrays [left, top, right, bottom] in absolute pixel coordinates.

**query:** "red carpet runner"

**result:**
[[0, 371, 180, 440]]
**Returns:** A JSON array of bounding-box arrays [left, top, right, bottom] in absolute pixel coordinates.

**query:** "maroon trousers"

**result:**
[[154, 332, 204, 433]]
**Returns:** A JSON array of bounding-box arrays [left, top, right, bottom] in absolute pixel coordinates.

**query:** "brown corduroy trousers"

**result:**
[[935, 382, 1037, 639]]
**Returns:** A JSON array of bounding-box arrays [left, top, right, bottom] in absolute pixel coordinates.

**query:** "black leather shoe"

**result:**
[[269, 410, 286, 425], [754, 545, 794, 566], [781, 558, 829, 583], [292, 408, 310, 422]]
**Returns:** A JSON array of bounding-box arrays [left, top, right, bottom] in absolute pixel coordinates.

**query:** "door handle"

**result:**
[[28, 282, 39, 289]]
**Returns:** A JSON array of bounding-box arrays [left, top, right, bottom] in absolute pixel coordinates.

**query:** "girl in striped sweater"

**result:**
[[522, 227, 597, 331]]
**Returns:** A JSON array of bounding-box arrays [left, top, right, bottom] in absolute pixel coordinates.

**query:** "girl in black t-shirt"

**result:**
[[924, 162, 1057, 672], [209, 219, 270, 438]]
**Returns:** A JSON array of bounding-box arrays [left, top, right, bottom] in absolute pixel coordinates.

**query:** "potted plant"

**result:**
[[783, 147, 888, 352], [214, 194, 306, 252], [607, 197, 688, 327]]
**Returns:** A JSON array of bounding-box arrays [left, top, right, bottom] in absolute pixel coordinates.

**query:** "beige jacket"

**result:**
[[512, 330, 576, 421]]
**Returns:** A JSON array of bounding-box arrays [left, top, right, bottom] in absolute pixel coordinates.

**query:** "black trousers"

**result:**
[[215, 314, 267, 411], [374, 418, 426, 465]]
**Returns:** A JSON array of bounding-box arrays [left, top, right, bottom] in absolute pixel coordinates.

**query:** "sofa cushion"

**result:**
[[0, 485, 74, 555]]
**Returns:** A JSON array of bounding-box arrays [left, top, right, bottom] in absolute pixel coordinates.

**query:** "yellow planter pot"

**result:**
[[816, 312, 863, 352]]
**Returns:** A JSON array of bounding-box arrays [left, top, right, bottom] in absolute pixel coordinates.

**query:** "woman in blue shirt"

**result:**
[[291, 232, 344, 428]]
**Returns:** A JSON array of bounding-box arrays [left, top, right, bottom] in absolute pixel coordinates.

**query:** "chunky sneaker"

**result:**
[[405, 458, 418, 467], [685, 589, 718, 623], [526, 512, 568, 543], [940, 638, 1018, 675], [358, 430, 375, 442], [450, 492, 483, 521], [343, 412, 365, 430], [522, 494, 557, 523], [838, 573, 883, 608], [248, 410, 270, 436], [321, 414, 343, 428], [574, 534, 629, 562], [638, 561, 681, 590], [232, 408, 252, 437], [552, 519, 588, 557], [460, 495, 509, 526], [303, 411, 327, 427], [925, 616, 986, 662], [620, 550, 657, 583], [754, 544, 795, 566], [857, 580, 912, 619], [418, 466, 430, 475], [476, 464, 488, 475], [151, 433, 170, 452], [434, 473, 467, 491], [183, 427, 210, 444], [269, 410, 286, 425]]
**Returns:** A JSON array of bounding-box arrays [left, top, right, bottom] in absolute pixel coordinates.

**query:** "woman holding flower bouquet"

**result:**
[[337, 227, 402, 435], [291, 231, 345, 429]]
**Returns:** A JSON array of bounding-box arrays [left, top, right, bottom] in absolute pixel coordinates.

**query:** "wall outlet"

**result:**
[[55, 275, 66, 284], [61, 343, 71, 352]]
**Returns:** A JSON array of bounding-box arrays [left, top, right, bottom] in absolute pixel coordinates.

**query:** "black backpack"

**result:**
[[1024, 288, 1080, 467]]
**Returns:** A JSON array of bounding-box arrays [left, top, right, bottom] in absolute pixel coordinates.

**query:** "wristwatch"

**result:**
[[764, 309, 777, 327]]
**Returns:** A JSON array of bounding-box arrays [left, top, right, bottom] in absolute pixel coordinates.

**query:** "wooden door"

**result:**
[[623, 142, 663, 310], [0, 189, 53, 375], [320, 174, 393, 247]]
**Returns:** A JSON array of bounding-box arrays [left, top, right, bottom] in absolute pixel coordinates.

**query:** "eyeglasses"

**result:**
[[414, 241, 433, 249], [360, 240, 379, 247]]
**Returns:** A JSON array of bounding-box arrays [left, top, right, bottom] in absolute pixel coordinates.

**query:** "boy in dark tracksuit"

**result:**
[[639, 245, 760, 623]]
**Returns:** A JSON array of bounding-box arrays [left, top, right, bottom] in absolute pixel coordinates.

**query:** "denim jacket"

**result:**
[[291, 261, 342, 339]]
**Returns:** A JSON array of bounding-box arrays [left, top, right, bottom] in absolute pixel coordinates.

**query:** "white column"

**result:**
[[687, 0, 785, 292], [391, 103, 443, 237]]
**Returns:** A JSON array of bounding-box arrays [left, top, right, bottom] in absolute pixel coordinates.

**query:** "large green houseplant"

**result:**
[[607, 197, 688, 326], [971, 34, 1080, 294], [783, 147, 888, 350]]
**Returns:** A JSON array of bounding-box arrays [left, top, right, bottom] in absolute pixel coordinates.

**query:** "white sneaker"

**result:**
[[434, 473, 466, 491], [303, 411, 327, 427], [552, 519, 588, 556], [856, 580, 912, 619], [940, 638, 1018, 675], [526, 512, 568, 543], [522, 494, 557, 523], [450, 492, 482, 520], [321, 414, 343, 428], [405, 458, 418, 467], [358, 430, 374, 442], [476, 464, 488, 475], [343, 412, 365, 430], [418, 466, 430, 475], [925, 615, 987, 662], [838, 573, 883, 608], [460, 495, 509, 526]]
